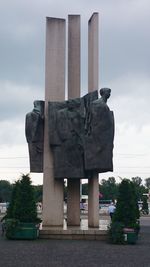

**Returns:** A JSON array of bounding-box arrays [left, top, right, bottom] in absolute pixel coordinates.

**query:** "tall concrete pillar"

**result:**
[[88, 13, 99, 228], [42, 17, 66, 227], [67, 15, 81, 226]]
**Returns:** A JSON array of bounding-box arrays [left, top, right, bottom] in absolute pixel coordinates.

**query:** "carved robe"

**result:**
[[25, 109, 44, 173], [84, 98, 114, 173], [48, 99, 85, 178]]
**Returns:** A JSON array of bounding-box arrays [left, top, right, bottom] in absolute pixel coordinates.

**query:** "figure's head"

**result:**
[[100, 88, 111, 100], [67, 99, 80, 110], [33, 100, 45, 115]]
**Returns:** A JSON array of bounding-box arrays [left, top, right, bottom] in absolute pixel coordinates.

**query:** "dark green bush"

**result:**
[[6, 174, 40, 223], [5, 219, 19, 239], [108, 179, 140, 244], [113, 179, 140, 228], [108, 221, 125, 244]]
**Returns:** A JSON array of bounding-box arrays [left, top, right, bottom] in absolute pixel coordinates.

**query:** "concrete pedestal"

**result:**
[[67, 15, 81, 226], [88, 175, 99, 227], [42, 13, 100, 230], [88, 13, 99, 228], [42, 17, 66, 227], [40, 216, 109, 240], [67, 179, 80, 226]]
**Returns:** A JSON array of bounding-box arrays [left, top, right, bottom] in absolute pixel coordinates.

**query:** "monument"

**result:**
[[25, 13, 115, 238], [25, 100, 44, 173], [47, 88, 114, 178]]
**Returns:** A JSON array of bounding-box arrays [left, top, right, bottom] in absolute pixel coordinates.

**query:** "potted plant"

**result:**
[[5, 174, 41, 240], [108, 179, 140, 244]]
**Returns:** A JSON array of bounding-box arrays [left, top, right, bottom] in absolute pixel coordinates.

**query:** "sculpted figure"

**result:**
[[25, 100, 44, 173], [48, 98, 86, 178], [48, 91, 98, 179], [26, 88, 114, 178], [84, 88, 114, 173]]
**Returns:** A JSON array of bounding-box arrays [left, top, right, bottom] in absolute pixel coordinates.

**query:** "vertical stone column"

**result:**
[[67, 15, 81, 226], [42, 17, 66, 227], [88, 13, 99, 228]]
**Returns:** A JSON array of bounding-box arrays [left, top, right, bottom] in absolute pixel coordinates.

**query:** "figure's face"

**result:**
[[34, 101, 44, 114], [104, 89, 111, 99], [34, 101, 41, 111], [100, 88, 111, 100]]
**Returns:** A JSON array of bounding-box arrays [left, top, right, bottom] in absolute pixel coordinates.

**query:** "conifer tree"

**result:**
[[6, 174, 39, 223], [113, 179, 139, 227], [6, 180, 20, 219]]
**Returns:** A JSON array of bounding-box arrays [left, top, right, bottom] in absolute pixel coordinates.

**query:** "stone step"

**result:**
[[39, 228, 108, 240]]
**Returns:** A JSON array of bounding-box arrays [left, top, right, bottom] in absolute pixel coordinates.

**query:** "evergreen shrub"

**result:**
[[109, 179, 140, 244]]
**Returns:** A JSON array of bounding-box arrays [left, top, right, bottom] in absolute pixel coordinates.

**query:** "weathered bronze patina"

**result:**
[[25, 100, 44, 173], [25, 89, 114, 177]]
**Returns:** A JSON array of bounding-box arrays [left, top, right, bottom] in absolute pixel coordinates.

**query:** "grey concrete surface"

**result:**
[[0, 216, 149, 267]]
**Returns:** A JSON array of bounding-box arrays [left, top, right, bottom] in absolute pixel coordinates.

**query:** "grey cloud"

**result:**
[[0, 82, 44, 121], [0, 0, 149, 91], [0, 119, 25, 146], [109, 75, 150, 128], [0, 0, 150, 182], [0, 0, 150, 125], [101, 1, 150, 84], [0, 27, 45, 87]]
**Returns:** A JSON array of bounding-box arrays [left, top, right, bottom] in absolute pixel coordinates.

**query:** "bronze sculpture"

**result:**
[[84, 88, 114, 173], [25, 100, 44, 173], [25, 89, 114, 177]]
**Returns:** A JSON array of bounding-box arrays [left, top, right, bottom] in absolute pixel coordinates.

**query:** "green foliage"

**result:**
[[131, 220, 140, 235], [6, 174, 39, 223], [131, 176, 142, 186], [109, 179, 140, 244], [108, 221, 125, 244], [5, 219, 19, 239], [142, 196, 149, 214], [130, 181, 140, 220], [99, 176, 148, 203], [131, 176, 148, 201], [113, 179, 140, 227], [100, 177, 118, 201], [0, 179, 43, 203], [33, 185, 43, 202], [0, 180, 12, 202], [6, 181, 20, 218]]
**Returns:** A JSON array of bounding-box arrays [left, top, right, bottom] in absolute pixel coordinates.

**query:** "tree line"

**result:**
[[0, 180, 42, 203], [0, 176, 150, 203]]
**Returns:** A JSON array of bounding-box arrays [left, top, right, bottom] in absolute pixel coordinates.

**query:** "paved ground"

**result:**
[[0, 217, 149, 267]]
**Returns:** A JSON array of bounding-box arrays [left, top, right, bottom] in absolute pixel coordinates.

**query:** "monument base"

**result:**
[[39, 218, 108, 240], [40, 228, 107, 240]]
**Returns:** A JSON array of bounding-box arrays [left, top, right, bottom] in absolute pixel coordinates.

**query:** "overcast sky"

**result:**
[[0, 0, 150, 185]]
